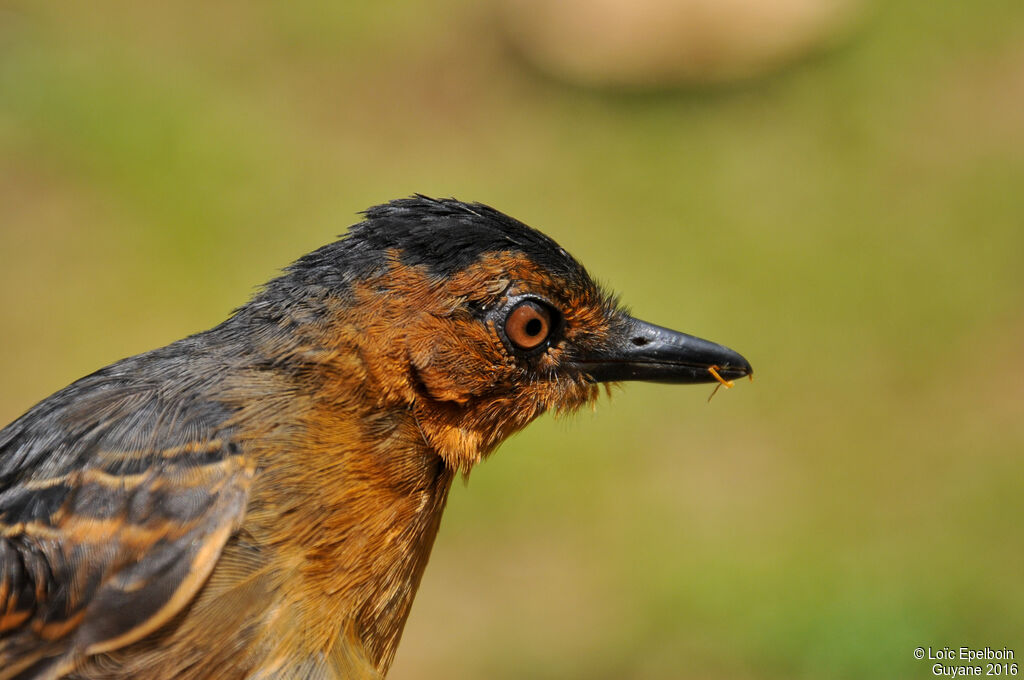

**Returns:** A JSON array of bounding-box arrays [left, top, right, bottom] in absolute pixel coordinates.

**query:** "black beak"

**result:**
[[572, 316, 752, 385]]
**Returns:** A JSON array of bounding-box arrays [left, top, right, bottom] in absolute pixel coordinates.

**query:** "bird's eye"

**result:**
[[505, 300, 553, 350]]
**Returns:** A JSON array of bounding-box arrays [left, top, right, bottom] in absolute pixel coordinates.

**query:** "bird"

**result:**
[[0, 196, 751, 680]]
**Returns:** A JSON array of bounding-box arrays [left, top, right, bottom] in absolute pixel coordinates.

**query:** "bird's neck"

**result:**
[[222, 308, 495, 673], [243, 393, 457, 675]]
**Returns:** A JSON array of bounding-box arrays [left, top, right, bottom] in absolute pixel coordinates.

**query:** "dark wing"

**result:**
[[0, 342, 255, 679]]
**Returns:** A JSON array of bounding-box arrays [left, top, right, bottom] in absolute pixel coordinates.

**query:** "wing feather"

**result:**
[[0, 344, 255, 679]]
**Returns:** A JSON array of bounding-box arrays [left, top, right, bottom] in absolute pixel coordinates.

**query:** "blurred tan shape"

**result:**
[[498, 0, 866, 87]]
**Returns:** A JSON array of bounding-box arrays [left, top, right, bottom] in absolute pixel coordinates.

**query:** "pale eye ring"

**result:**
[[505, 300, 552, 350]]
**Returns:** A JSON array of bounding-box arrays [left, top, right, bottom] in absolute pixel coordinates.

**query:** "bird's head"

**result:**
[[255, 197, 751, 471]]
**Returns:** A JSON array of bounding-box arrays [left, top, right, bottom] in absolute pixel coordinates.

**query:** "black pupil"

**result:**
[[524, 317, 543, 337]]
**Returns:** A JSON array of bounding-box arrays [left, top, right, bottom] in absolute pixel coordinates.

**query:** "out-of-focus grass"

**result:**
[[1, 1, 1022, 678]]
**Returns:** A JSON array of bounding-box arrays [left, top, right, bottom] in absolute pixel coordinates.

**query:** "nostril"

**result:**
[[630, 336, 649, 347]]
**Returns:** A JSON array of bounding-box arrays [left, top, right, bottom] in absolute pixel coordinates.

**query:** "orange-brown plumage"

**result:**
[[0, 197, 751, 679]]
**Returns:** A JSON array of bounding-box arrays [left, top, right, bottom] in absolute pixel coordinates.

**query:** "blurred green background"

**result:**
[[1, 1, 1022, 678]]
